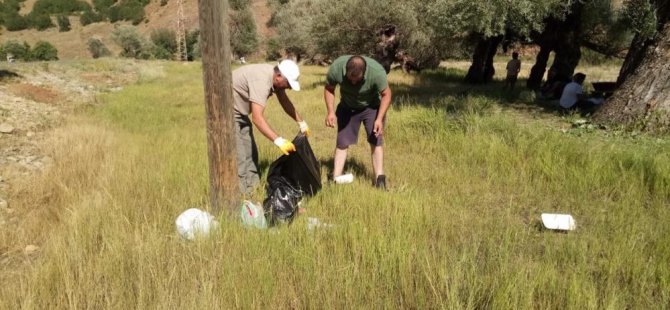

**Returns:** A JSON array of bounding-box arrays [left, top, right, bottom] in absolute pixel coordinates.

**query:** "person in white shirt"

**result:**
[[559, 73, 606, 112], [559, 73, 589, 110]]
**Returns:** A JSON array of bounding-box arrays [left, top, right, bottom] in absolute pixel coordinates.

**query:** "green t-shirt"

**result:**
[[326, 55, 388, 110]]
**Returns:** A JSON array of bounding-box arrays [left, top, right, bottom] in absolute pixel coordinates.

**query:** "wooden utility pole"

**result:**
[[197, 0, 239, 214]]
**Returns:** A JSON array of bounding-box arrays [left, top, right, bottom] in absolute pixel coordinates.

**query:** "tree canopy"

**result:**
[[270, 0, 589, 68], [273, 0, 443, 67]]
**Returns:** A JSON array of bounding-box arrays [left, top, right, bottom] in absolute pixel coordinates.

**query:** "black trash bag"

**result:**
[[263, 177, 302, 226], [263, 133, 322, 225]]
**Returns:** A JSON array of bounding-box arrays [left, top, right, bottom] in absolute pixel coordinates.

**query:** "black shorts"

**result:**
[[336, 105, 384, 148]]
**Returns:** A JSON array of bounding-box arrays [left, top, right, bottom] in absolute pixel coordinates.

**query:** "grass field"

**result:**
[[1, 60, 669, 309]]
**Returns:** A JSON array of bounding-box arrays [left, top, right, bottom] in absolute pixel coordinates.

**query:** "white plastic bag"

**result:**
[[541, 213, 576, 231], [175, 208, 219, 240], [240, 200, 267, 229]]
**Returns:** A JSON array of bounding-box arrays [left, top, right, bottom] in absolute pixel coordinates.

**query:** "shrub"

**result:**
[[190, 40, 201, 60], [30, 41, 59, 61], [230, 0, 250, 10], [29, 13, 54, 31], [109, 1, 145, 25], [150, 28, 177, 60], [0, 40, 31, 61], [111, 25, 151, 59], [186, 29, 200, 60], [31, 0, 90, 15], [152, 47, 171, 60], [229, 7, 258, 57], [57, 15, 71, 31], [92, 0, 114, 15], [1, 0, 21, 11], [4, 13, 30, 31], [87, 37, 112, 58], [107, 6, 121, 22], [92, 0, 115, 10], [160, 0, 168, 6], [80, 10, 104, 25], [265, 38, 282, 61]]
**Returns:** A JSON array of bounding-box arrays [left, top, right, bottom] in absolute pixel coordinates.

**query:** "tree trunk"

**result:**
[[465, 35, 502, 84], [548, 1, 583, 83], [527, 45, 551, 89], [549, 43, 581, 83], [373, 25, 399, 74], [526, 1, 583, 89], [617, 0, 670, 85], [593, 2, 670, 133], [616, 34, 651, 85], [527, 16, 560, 89]]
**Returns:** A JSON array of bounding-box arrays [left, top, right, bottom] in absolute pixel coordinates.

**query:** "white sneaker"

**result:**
[[333, 173, 354, 184]]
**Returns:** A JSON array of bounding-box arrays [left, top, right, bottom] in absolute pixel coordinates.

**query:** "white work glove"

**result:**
[[273, 137, 296, 155], [298, 120, 311, 137]]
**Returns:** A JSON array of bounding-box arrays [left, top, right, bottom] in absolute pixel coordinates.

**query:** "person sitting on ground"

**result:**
[[559, 73, 604, 112], [504, 52, 521, 90]]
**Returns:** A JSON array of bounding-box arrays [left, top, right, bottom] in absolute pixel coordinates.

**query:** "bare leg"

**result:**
[[333, 147, 348, 177], [371, 145, 384, 177]]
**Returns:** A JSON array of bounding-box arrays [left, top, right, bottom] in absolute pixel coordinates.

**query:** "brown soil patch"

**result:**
[[18, 0, 38, 15], [252, 0, 275, 38], [7, 83, 62, 104]]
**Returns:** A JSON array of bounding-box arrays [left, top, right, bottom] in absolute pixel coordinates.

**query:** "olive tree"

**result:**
[[526, 0, 634, 89], [273, 0, 442, 68], [593, 0, 670, 133], [229, 5, 258, 58], [425, 0, 568, 83]]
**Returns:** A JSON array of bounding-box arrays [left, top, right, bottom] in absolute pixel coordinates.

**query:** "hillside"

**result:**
[[0, 0, 272, 60]]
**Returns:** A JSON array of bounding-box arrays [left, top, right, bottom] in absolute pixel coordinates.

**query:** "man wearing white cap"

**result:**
[[232, 59, 310, 194]]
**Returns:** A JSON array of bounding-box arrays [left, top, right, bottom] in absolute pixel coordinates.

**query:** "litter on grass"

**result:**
[[240, 200, 267, 229], [333, 173, 354, 184], [175, 208, 219, 240], [307, 217, 334, 230], [541, 213, 576, 231]]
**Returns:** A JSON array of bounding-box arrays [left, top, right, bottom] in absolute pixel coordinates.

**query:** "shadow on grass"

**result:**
[[319, 157, 372, 181], [392, 67, 566, 116], [0, 69, 21, 82]]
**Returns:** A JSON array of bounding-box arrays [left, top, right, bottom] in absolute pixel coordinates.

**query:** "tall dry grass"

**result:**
[[1, 60, 669, 309]]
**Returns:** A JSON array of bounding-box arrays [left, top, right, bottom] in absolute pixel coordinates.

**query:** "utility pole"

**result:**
[[197, 0, 239, 214], [175, 0, 187, 61]]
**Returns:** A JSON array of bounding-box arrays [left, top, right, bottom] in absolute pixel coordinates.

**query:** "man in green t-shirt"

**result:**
[[324, 55, 392, 189]]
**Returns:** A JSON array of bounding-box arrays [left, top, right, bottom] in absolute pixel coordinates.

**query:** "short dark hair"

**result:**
[[512, 52, 519, 59], [573, 73, 586, 82], [346, 55, 367, 78]]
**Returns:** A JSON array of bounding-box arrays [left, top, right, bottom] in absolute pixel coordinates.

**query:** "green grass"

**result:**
[[1, 60, 669, 309]]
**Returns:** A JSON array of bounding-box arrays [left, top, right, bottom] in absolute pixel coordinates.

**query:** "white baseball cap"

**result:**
[[277, 59, 301, 91]]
